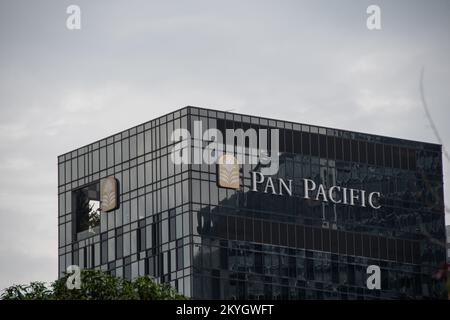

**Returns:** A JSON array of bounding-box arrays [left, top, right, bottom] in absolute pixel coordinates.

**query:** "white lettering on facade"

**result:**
[[251, 174, 381, 209]]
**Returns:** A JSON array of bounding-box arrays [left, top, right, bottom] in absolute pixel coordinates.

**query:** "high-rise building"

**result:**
[[58, 106, 447, 299]]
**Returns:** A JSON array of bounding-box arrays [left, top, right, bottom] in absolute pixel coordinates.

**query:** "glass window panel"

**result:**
[[368, 143, 375, 165], [392, 146, 400, 168], [161, 187, 168, 211], [108, 211, 115, 230], [184, 246, 191, 271], [122, 169, 130, 193], [146, 224, 152, 249], [114, 141, 122, 165], [130, 166, 137, 191], [59, 193, 65, 216], [161, 155, 167, 180], [137, 133, 144, 156], [170, 215, 176, 242], [170, 249, 176, 272], [116, 235, 123, 259], [138, 195, 145, 219], [145, 130, 152, 153], [78, 155, 85, 178], [156, 158, 160, 181], [145, 193, 153, 216], [137, 164, 144, 188], [177, 245, 184, 270], [162, 219, 168, 243], [201, 181, 209, 204], [130, 135, 137, 159], [131, 198, 138, 222], [167, 121, 174, 146], [100, 147, 107, 171], [335, 137, 343, 160], [175, 183, 182, 207], [384, 145, 392, 167], [131, 230, 137, 254], [183, 213, 190, 236], [169, 185, 175, 208], [168, 155, 174, 177], [210, 182, 218, 205], [123, 201, 130, 224], [101, 241, 108, 264], [65, 191, 71, 214], [359, 141, 367, 163], [94, 243, 100, 266], [160, 124, 167, 147], [145, 161, 152, 185], [343, 139, 350, 161], [108, 238, 115, 261], [59, 255, 65, 276], [375, 143, 383, 166], [123, 232, 131, 256], [58, 163, 65, 186], [122, 139, 129, 162], [65, 161, 71, 183], [176, 214, 183, 239], [71, 158, 78, 181], [351, 140, 359, 162], [93, 150, 99, 173], [59, 224, 65, 247], [183, 180, 189, 204], [115, 206, 123, 227], [107, 144, 114, 168], [66, 222, 72, 245]]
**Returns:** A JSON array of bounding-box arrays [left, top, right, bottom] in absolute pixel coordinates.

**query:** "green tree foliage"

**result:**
[[1, 269, 186, 300]]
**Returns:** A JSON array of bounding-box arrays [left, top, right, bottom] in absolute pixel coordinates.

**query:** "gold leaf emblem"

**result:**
[[100, 176, 118, 212], [217, 154, 240, 189]]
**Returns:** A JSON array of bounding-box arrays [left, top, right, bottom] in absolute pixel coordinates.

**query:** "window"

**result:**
[[131, 198, 137, 222], [107, 144, 114, 168], [327, 136, 335, 159], [169, 210, 176, 241], [123, 232, 131, 256], [335, 137, 343, 160], [176, 240, 184, 270], [130, 135, 137, 159], [130, 166, 137, 191], [73, 182, 100, 236], [78, 155, 85, 178], [351, 140, 358, 162], [100, 147, 106, 170], [137, 133, 144, 156], [310, 133, 319, 157], [114, 142, 122, 165], [145, 130, 152, 153], [302, 132, 310, 155], [93, 150, 99, 172], [122, 139, 129, 162], [64, 161, 72, 184], [384, 145, 392, 167]]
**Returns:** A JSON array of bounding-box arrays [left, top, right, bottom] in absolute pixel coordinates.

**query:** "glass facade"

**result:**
[[58, 106, 447, 299]]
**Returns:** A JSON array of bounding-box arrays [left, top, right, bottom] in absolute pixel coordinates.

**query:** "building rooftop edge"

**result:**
[[58, 105, 442, 157]]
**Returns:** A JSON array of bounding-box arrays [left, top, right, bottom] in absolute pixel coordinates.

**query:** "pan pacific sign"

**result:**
[[250, 171, 381, 209], [216, 156, 381, 209]]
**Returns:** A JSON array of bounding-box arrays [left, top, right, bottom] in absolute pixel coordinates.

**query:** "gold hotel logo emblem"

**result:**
[[100, 176, 118, 212], [217, 154, 240, 189]]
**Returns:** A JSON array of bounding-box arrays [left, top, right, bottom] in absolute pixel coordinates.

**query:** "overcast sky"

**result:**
[[0, 0, 449, 290]]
